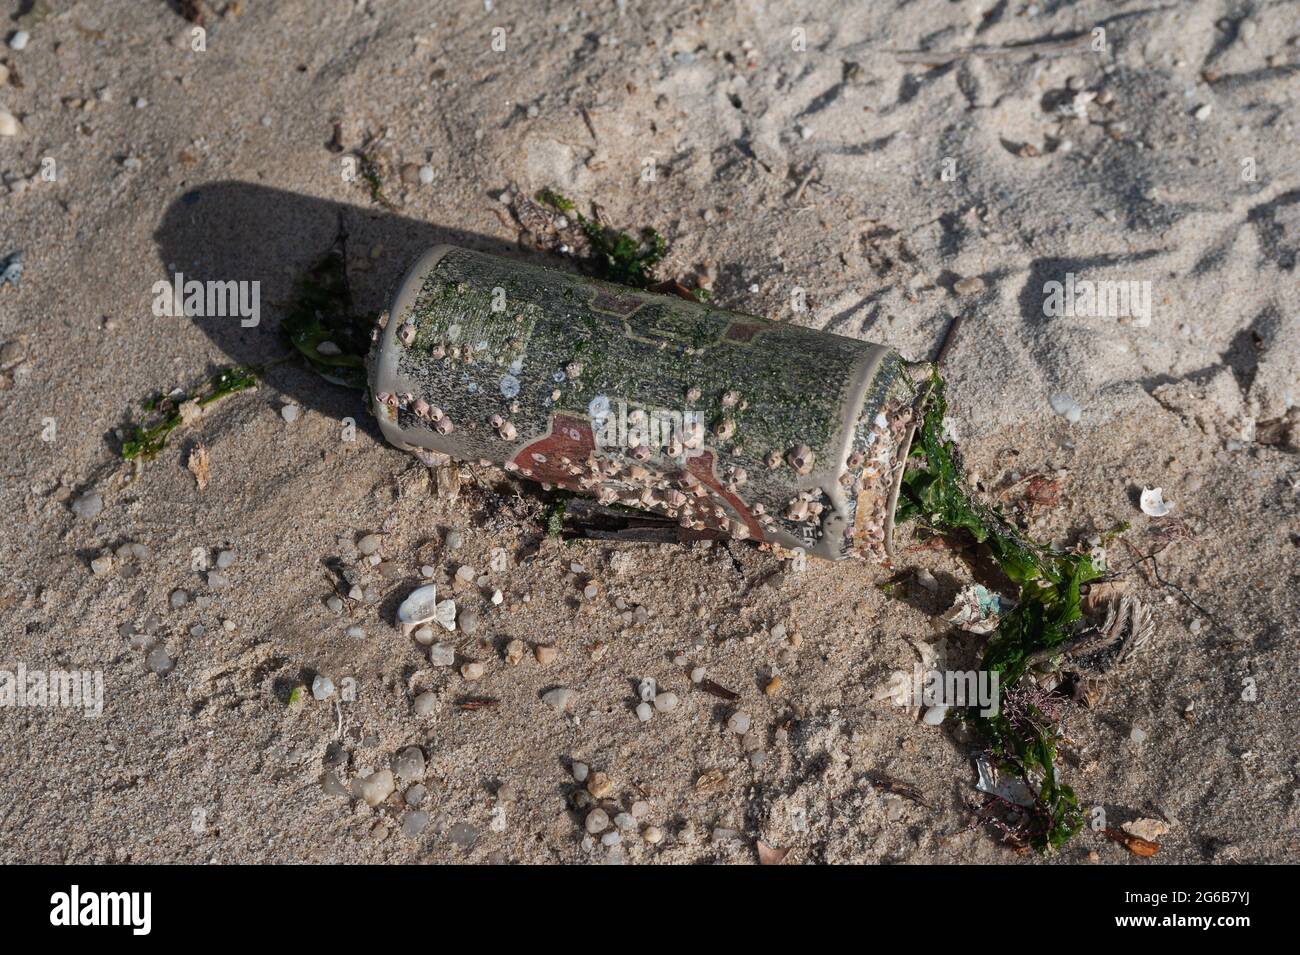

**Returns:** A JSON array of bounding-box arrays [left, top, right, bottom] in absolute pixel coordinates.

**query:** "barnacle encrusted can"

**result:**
[[369, 246, 924, 562]]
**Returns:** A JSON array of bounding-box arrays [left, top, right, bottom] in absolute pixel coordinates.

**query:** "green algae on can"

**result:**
[[369, 246, 925, 563]]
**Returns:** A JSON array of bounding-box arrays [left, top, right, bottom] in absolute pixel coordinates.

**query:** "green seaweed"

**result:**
[[280, 249, 377, 390], [536, 190, 666, 288], [898, 370, 1101, 850], [121, 366, 259, 460]]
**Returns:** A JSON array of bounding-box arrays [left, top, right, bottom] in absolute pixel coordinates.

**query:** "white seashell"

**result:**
[[1139, 486, 1173, 517], [397, 585, 440, 626]]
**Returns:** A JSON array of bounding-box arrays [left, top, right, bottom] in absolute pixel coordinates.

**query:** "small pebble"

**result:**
[[445, 530, 464, 550], [586, 772, 614, 799], [311, 674, 335, 700], [923, 704, 948, 725], [535, 644, 558, 666], [90, 555, 113, 576], [638, 677, 657, 702], [215, 550, 236, 569], [642, 825, 664, 844], [71, 492, 103, 520], [345, 625, 366, 640], [326, 596, 344, 614], [412, 625, 435, 645], [543, 687, 576, 710], [953, 275, 986, 296], [145, 645, 174, 675], [393, 746, 425, 781], [428, 643, 456, 666], [585, 808, 610, 834], [405, 783, 428, 806], [458, 608, 480, 635], [206, 571, 229, 591], [352, 769, 395, 807], [356, 534, 382, 556], [418, 164, 435, 184], [0, 109, 17, 137], [9, 30, 30, 51], [401, 810, 429, 837], [460, 661, 485, 681], [280, 404, 300, 424], [653, 692, 678, 713], [727, 711, 752, 735], [636, 701, 653, 722], [614, 812, 636, 830], [504, 639, 525, 665], [413, 691, 438, 716], [600, 831, 621, 847], [1193, 103, 1213, 121], [690, 666, 706, 683], [571, 761, 589, 782], [170, 589, 189, 609], [1130, 726, 1148, 744]]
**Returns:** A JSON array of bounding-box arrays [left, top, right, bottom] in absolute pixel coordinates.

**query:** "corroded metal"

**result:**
[[369, 246, 923, 562]]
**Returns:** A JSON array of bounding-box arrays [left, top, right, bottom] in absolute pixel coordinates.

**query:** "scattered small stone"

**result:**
[[280, 404, 301, 424], [491, 589, 504, 605], [1129, 725, 1148, 744], [763, 677, 782, 697], [418, 164, 435, 185], [170, 589, 189, 609], [638, 677, 657, 702], [460, 661, 485, 681], [413, 691, 438, 716], [325, 595, 344, 614], [543, 687, 576, 710], [586, 771, 614, 799], [1049, 393, 1083, 424], [71, 492, 103, 520], [585, 808, 610, 834], [90, 555, 113, 576], [571, 761, 589, 783], [642, 825, 664, 844], [405, 783, 428, 806], [445, 529, 464, 550], [535, 644, 558, 665], [600, 831, 621, 847], [206, 571, 230, 591], [653, 692, 679, 712], [636, 701, 653, 722], [749, 751, 768, 769], [430, 644, 456, 666], [311, 674, 335, 700], [393, 746, 425, 781], [356, 533, 382, 556], [504, 639, 525, 665], [458, 608, 480, 635], [345, 625, 366, 640], [412, 625, 435, 645], [953, 275, 986, 296], [215, 549, 236, 569], [145, 645, 174, 675], [690, 666, 706, 683], [401, 810, 429, 837], [727, 711, 752, 735], [923, 704, 948, 725], [1193, 103, 1213, 121], [352, 769, 396, 807], [9, 30, 30, 51], [0, 109, 19, 138]]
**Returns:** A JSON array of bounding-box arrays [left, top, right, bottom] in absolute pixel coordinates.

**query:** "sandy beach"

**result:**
[[1, 0, 1297, 863]]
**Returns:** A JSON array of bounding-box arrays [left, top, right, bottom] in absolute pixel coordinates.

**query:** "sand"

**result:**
[[0, 0, 1297, 863]]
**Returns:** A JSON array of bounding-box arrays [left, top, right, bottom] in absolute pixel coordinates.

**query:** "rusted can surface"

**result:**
[[369, 246, 922, 562]]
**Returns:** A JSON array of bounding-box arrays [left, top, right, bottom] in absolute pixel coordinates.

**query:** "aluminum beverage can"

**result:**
[[369, 245, 923, 562]]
